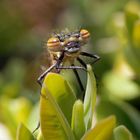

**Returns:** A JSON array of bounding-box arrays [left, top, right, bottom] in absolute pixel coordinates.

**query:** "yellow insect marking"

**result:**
[[80, 29, 90, 39], [47, 37, 60, 48]]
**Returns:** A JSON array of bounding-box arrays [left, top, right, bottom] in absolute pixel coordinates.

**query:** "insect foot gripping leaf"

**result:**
[[84, 64, 97, 130], [40, 73, 76, 140]]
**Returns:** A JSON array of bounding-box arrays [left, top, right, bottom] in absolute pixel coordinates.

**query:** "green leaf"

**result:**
[[44, 72, 76, 124], [16, 123, 35, 140], [71, 100, 85, 140], [103, 72, 140, 100], [0, 97, 32, 138], [133, 20, 140, 48], [124, 1, 140, 37], [0, 99, 17, 138], [27, 102, 39, 132], [37, 131, 44, 140], [113, 125, 134, 140], [84, 65, 97, 130], [124, 2, 140, 76], [82, 115, 116, 140], [40, 73, 76, 140], [124, 44, 140, 75], [132, 20, 140, 65], [96, 99, 140, 139]]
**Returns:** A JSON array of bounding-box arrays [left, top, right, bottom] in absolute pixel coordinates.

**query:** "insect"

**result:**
[[37, 29, 100, 91], [33, 29, 100, 133]]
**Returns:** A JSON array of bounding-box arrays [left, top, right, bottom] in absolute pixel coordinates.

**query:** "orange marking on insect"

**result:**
[[80, 29, 90, 39], [47, 37, 60, 48]]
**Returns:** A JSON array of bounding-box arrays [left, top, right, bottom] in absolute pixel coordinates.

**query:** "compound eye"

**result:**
[[80, 29, 90, 41], [47, 37, 61, 48], [47, 37, 61, 52]]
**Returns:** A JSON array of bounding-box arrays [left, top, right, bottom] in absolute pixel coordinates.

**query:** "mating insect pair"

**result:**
[[37, 29, 100, 92]]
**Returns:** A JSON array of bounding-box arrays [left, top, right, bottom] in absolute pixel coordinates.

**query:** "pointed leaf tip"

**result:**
[[16, 123, 35, 140], [84, 64, 97, 130], [72, 100, 85, 140], [114, 125, 134, 140], [82, 115, 116, 140]]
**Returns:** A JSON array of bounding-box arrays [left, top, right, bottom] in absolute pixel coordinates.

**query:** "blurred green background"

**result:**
[[0, 0, 140, 140]]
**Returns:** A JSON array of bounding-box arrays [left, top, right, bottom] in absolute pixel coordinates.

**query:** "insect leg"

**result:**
[[72, 64, 84, 91], [56, 64, 86, 100], [56, 65, 87, 71], [32, 122, 40, 133], [77, 57, 87, 68], [37, 52, 65, 86], [80, 51, 100, 63], [37, 63, 57, 86]]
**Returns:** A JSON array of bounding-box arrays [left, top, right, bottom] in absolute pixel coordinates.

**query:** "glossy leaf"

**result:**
[[71, 100, 85, 140], [81, 115, 116, 140], [44, 72, 76, 124], [16, 123, 35, 140], [84, 65, 97, 130], [113, 125, 134, 140], [40, 73, 76, 140]]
